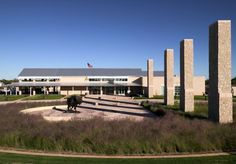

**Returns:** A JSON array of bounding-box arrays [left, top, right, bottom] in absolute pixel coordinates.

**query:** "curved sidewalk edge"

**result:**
[[0, 99, 66, 105], [0, 149, 231, 159]]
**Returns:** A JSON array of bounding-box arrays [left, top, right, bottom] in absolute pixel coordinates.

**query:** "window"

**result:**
[[175, 86, 181, 96], [35, 79, 47, 82], [49, 79, 59, 82], [102, 78, 114, 81], [89, 78, 101, 82], [115, 78, 128, 81]]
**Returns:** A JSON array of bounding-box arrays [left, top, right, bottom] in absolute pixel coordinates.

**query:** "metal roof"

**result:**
[[18, 68, 164, 77]]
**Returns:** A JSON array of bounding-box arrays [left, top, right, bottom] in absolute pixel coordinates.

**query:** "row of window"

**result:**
[[21, 79, 60, 82], [89, 78, 128, 82]]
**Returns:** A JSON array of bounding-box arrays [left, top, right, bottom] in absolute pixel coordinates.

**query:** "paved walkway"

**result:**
[[20, 95, 155, 121], [0, 148, 231, 159]]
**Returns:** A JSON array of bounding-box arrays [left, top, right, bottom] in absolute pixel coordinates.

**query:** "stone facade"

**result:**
[[180, 39, 194, 112], [209, 20, 233, 123], [147, 59, 154, 98], [164, 49, 174, 105]]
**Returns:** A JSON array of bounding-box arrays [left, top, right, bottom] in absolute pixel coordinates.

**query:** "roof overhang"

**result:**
[[8, 82, 141, 87]]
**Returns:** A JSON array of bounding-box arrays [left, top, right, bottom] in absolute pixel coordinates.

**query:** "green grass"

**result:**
[[22, 94, 65, 100], [0, 152, 235, 164], [0, 95, 27, 101], [135, 95, 236, 102], [142, 100, 236, 120]]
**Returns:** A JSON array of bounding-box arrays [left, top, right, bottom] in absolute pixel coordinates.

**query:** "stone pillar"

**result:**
[[180, 39, 194, 112], [209, 20, 233, 123], [114, 87, 116, 95], [4, 87, 8, 95], [19, 90, 22, 95], [164, 49, 174, 105], [147, 59, 154, 98], [16, 87, 19, 95], [29, 87, 32, 96], [33, 88, 36, 95], [43, 86, 46, 95], [57, 86, 61, 94], [46, 87, 49, 95], [100, 86, 103, 95]]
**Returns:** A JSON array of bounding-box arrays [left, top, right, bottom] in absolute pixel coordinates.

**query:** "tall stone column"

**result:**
[[180, 39, 194, 112], [164, 49, 174, 105], [209, 20, 233, 123], [147, 59, 154, 98]]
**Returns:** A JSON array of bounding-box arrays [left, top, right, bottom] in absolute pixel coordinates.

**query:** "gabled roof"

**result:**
[[18, 68, 164, 77]]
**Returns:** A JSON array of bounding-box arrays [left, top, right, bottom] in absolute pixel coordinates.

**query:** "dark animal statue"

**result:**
[[67, 95, 83, 111]]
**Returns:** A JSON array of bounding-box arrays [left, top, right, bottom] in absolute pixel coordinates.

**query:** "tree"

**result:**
[[0, 79, 18, 85]]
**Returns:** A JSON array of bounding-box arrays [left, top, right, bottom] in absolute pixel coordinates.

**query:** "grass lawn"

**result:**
[[135, 95, 236, 102], [0, 95, 27, 101], [143, 100, 236, 120], [22, 94, 65, 100], [0, 153, 235, 164]]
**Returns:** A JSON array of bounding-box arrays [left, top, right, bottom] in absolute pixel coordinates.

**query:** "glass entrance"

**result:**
[[89, 86, 100, 95], [116, 87, 127, 95], [103, 87, 114, 95]]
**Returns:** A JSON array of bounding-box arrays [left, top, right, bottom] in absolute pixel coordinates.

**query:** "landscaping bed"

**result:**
[[0, 101, 235, 155]]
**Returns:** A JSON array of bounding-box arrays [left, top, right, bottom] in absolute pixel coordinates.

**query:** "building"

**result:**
[[9, 68, 205, 96], [233, 86, 236, 96]]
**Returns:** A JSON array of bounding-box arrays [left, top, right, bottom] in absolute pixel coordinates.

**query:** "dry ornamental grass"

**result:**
[[0, 101, 235, 155]]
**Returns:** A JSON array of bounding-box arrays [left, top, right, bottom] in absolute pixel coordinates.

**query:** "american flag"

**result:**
[[87, 63, 93, 68]]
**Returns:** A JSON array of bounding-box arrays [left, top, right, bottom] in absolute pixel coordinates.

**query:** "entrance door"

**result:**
[[116, 87, 127, 95], [103, 87, 114, 95], [89, 86, 100, 94]]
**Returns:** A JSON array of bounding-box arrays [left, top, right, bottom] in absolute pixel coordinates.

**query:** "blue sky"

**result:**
[[0, 0, 235, 79]]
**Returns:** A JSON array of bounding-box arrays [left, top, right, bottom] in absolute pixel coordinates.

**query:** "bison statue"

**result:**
[[67, 95, 83, 112]]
